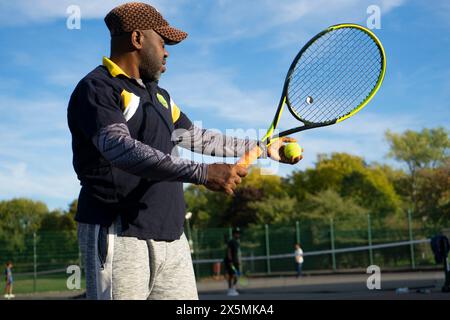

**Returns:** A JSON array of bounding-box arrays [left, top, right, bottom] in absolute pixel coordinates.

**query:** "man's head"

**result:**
[[104, 2, 187, 81], [6, 261, 12, 268], [232, 227, 241, 239]]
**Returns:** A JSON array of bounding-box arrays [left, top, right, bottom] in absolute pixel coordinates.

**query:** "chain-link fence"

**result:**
[[187, 214, 446, 278], [0, 214, 446, 294]]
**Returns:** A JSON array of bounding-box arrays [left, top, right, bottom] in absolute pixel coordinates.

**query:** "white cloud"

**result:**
[[0, 94, 77, 209], [381, 0, 406, 12], [0, 0, 406, 29], [0, 0, 185, 26], [46, 71, 86, 88], [0, 161, 79, 208], [189, 0, 407, 48], [164, 68, 277, 126]]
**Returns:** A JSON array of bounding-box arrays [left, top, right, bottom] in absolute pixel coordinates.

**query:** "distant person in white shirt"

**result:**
[[294, 243, 304, 278]]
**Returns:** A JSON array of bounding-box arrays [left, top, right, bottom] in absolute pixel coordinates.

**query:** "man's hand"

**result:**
[[205, 163, 248, 195], [268, 137, 303, 164]]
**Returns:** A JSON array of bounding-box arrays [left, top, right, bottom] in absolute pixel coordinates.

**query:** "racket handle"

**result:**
[[236, 146, 263, 168]]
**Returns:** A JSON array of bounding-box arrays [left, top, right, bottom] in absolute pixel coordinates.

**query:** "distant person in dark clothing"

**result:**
[[224, 228, 241, 296]]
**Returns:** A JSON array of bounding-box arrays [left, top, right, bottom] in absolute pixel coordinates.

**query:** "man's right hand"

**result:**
[[205, 164, 248, 195]]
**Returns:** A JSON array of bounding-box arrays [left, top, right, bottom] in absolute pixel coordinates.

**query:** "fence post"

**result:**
[[78, 249, 83, 272], [33, 232, 37, 292], [330, 218, 336, 272], [295, 221, 301, 244], [265, 224, 271, 274], [368, 214, 374, 266], [194, 228, 200, 277], [408, 209, 416, 269]]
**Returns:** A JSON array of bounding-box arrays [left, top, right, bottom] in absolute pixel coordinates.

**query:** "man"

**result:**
[[67, 2, 302, 300], [224, 228, 242, 296]]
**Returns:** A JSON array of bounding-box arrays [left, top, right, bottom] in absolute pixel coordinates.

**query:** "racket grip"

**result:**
[[236, 146, 263, 168]]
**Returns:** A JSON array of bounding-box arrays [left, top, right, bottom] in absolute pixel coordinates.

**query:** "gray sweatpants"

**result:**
[[77, 218, 198, 300]]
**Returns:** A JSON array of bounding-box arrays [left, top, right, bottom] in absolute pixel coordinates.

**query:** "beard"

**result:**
[[139, 46, 163, 82]]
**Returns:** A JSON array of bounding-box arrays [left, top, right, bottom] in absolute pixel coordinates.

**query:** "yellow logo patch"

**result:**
[[156, 93, 169, 109]]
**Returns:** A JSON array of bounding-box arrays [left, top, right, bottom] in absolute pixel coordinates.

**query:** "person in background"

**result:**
[[224, 228, 241, 296], [4, 261, 14, 299], [294, 243, 304, 278]]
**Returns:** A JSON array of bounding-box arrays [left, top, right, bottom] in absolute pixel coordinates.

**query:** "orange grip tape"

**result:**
[[236, 146, 263, 168]]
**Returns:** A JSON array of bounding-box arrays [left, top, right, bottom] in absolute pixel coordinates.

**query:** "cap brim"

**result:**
[[154, 25, 188, 45]]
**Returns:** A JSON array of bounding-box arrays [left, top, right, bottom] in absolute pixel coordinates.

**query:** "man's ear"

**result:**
[[131, 30, 144, 50]]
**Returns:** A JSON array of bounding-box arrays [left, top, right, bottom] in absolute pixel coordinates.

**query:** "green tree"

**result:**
[[221, 187, 264, 228], [247, 195, 297, 225], [289, 153, 367, 196], [287, 153, 402, 224], [38, 209, 78, 269], [185, 167, 294, 228], [185, 185, 217, 228], [300, 189, 368, 225], [224, 168, 296, 227], [340, 166, 402, 224], [386, 127, 450, 172], [385, 127, 450, 218], [415, 158, 450, 227], [0, 198, 48, 251], [67, 199, 78, 221]]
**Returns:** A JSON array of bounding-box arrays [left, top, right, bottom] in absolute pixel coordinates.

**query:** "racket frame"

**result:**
[[270, 23, 386, 142], [237, 23, 386, 166]]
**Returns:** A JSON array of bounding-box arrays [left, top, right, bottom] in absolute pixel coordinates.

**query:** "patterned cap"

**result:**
[[104, 2, 188, 45]]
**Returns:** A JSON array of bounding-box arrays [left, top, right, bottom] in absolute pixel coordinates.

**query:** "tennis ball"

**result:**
[[283, 143, 302, 160]]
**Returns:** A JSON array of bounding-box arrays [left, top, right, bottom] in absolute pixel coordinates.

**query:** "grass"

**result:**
[[1, 273, 85, 295]]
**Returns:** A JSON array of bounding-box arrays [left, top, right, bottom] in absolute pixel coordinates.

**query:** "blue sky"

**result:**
[[0, 0, 449, 211]]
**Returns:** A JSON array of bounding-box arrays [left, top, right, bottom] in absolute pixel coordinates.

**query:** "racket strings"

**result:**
[[325, 60, 380, 118], [293, 33, 381, 122], [288, 29, 365, 117], [310, 43, 381, 121], [288, 31, 347, 99], [287, 27, 383, 124], [290, 28, 358, 92], [309, 48, 380, 122], [295, 28, 376, 93], [290, 33, 374, 119], [292, 31, 378, 120]]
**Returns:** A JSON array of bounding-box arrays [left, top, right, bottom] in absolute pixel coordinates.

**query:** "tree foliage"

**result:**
[[385, 127, 450, 221], [386, 127, 449, 174], [0, 198, 48, 251]]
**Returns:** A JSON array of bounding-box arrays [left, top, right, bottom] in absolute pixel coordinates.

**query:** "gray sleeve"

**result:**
[[92, 123, 208, 184], [174, 125, 268, 158]]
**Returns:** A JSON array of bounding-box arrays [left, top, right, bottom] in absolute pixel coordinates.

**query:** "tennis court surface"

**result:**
[[4, 270, 449, 300], [197, 271, 450, 300]]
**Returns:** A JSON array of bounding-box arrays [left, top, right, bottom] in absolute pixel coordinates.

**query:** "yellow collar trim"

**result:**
[[102, 56, 130, 79]]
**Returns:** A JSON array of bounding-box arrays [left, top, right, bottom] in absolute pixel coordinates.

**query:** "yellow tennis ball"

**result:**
[[283, 143, 302, 159]]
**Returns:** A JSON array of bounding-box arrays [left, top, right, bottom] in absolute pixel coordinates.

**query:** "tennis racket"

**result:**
[[238, 273, 249, 287], [237, 23, 386, 166], [231, 265, 249, 287]]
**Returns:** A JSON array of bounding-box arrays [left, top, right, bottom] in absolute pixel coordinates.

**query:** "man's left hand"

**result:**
[[267, 137, 303, 164]]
